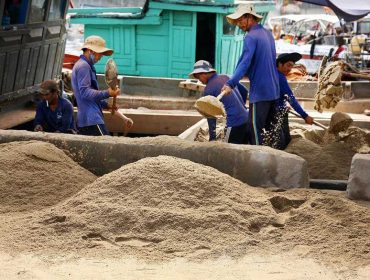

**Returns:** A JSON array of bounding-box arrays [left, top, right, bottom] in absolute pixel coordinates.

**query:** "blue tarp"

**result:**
[[297, 0, 370, 21]]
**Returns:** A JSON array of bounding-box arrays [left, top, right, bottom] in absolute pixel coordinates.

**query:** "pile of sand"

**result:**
[[195, 118, 225, 142], [285, 138, 356, 179], [286, 124, 370, 180], [0, 154, 369, 269], [0, 141, 97, 213], [0, 155, 277, 259]]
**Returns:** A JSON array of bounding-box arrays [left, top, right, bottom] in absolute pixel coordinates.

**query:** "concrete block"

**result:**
[[347, 154, 370, 201], [0, 130, 310, 189]]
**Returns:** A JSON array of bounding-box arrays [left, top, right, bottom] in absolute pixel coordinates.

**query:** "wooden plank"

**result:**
[[178, 80, 205, 92], [44, 43, 58, 80], [34, 44, 49, 84], [25, 46, 41, 86], [2, 51, 19, 94], [0, 109, 35, 129], [52, 41, 64, 78], [14, 48, 31, 90], [116, 95, 197, 110], [0, 53, 5, 95], [103, 108, 202, 135]]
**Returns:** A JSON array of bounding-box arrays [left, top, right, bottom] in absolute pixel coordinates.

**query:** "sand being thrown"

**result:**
[[0, 141, 97, 214], [286, 122, 370, 180], [1, 153, 369, 270]]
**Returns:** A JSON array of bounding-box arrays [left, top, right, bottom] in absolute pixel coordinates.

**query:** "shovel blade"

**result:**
[[105, 58, 118, 89], [195, 95, 225, 118]]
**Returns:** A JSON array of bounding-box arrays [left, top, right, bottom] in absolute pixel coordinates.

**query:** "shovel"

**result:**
[[194, 90, 226, 118], [342, 71, 370, 81], [105, 58, 119, 115], [289, 109, 328, 130], [105, 58, 133, 135]]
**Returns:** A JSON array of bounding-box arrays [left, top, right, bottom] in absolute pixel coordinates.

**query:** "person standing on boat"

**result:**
[[221, 4, 280, 146], [189, 60, 249, 144], [276, 52, 314, 149], [71, 35, 120, 136], [34, 80, 76, 134]]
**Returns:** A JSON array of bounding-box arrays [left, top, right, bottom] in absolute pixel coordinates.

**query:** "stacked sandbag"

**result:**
[[314, 61, 344, 112]]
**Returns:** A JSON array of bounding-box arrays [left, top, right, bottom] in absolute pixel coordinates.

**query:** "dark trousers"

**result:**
[[247, 100, 278, 146], [78, 124, 109, 136], [279, 113, 291, 150], [224, 122, 248, 144]]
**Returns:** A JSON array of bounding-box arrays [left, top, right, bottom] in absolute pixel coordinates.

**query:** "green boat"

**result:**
[[69, 0, 275, 78]]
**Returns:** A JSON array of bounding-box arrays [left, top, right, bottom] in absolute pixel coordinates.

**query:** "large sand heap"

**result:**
[[1, 156, 277, 259], [0, 141, 97, 213], [286, 122, 370, 180], [1, 155, 369, 269]]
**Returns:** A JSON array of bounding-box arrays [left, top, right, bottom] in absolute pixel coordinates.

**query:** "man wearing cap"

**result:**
[[34, 80, 76, 134], [276, 52, 314, 149], [221, 4, 280, 146], [189, 60, 249, 144], [71, 35, 120, 136]]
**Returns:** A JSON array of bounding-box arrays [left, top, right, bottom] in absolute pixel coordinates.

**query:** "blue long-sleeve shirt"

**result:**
[[205, 74, 249, 140], [71, 55, 109, 128], [226, 24, 279, 104], [34, 97, 75, 133], [277, 71, 308, 119]]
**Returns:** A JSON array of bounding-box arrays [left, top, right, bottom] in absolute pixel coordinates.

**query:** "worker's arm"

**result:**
[[280, 74, 308, 119], [225, 36, 256, 89], [114, 110, 134, 130], [75, 65, 111, 102]]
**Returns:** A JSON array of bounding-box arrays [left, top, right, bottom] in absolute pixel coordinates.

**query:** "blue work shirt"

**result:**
[[71, 55, 109, 128], [34, 97, 75, 133], [277, 71, 308, 119], [205, 74, 249, 140], [226, 24, 280, 104]]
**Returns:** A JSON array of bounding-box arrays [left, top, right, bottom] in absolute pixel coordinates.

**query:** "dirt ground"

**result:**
[[1, 252, 369, 280], [0, 141, 369, 279]]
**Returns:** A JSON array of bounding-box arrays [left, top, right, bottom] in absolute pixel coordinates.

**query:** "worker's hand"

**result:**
[[123, 116, 134, 129], [221, 85, 233, 96], [108, 86, 120, 97], [305, 116, 314, 125], [34, 125, 43, 132]]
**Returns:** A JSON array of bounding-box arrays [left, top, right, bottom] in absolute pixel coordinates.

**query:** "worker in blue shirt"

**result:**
[[34, 80, 76, 134], [276, 52, 314, 149], [221, 4, 280, 146], [72, 35, 128, 136], [189, 60, 249, 144]]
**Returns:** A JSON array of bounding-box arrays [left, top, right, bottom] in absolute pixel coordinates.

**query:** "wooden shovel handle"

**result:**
[[342, 71, 370, 81], [289, 109, 328, 130], [217, 90, 227, 100], [111, 95, 116, 115]]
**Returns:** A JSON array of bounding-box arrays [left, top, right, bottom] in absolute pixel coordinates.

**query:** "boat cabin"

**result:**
[[69, 0, 274, 78]]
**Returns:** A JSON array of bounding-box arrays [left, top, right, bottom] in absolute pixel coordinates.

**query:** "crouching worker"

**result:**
[[34, 80, 76, 134], [276, 52, 314, 149], [189, 60, 249, 144]]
